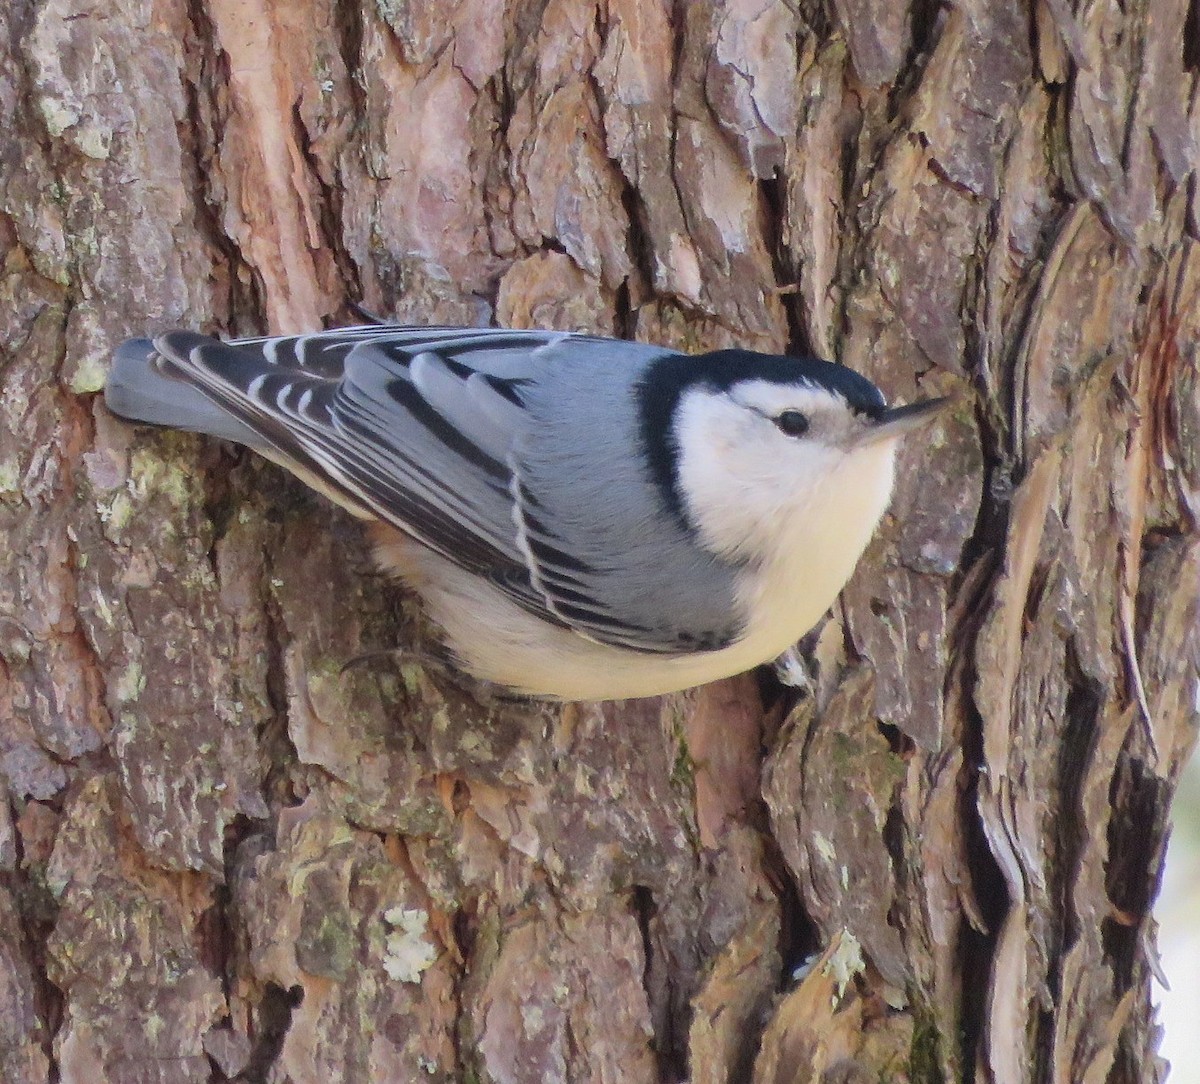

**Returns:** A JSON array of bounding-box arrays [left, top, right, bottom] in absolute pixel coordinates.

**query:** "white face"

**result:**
[[672, 379, 900, 563]]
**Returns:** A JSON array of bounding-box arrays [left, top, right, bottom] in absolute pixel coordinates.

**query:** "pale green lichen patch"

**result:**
[[114, 661, 145, 703], [145, 1012, 166, 1043], [97, 491, 134, 533], [70, 223, 100, 259], [300, 910, 355, 980], [68, 351, 109, 394], [399, 662, 425, 696], [180, 562, 218, 594], [129, 446, 196, 508], [0, 457, 20, 496], [38, 95, 78, 136], [382, 906, 439, 983], [520, 1002, 546, 1035], [453, 726, 493, 760], [74, 125, 111, 160]]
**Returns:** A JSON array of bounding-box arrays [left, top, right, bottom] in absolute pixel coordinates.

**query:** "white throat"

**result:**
[[674, 388, 899, 656]]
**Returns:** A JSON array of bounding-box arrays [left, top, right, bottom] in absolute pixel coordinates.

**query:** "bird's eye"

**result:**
[[774, 410, 809, 437]]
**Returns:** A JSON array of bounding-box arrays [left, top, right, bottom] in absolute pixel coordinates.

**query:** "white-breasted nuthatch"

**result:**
[[104, 325, 948, 700]]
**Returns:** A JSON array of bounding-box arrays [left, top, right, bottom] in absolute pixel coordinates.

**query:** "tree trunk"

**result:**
[[1, 1, 1198, 1081]]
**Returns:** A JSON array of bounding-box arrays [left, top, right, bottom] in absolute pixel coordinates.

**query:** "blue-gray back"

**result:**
[[105, 326, 746, 654]]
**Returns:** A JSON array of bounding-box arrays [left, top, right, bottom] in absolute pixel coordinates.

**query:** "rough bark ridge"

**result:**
[[1, 1, 1198, 1081]]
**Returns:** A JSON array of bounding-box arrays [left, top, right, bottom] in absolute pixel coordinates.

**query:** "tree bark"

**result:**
[[1, 1, 1198, 1082]]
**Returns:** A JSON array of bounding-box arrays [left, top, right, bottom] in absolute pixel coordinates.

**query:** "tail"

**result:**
[[104, 337, 266, 449]]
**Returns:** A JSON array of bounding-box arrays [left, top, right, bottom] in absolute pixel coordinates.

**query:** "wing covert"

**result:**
[[141, 325, 730, 654]]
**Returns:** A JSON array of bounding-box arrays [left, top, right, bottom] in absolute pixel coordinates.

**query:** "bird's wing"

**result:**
[[118, 326, 717, 654]]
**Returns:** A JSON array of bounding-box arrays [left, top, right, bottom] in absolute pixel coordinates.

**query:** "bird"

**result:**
[[104, 324, 949, 701]]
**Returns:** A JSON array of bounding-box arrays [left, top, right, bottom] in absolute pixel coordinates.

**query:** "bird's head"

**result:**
[[639, 350, 949, 565]]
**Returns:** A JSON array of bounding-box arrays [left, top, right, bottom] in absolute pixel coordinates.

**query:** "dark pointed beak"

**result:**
[[854, 396, 954, 447]]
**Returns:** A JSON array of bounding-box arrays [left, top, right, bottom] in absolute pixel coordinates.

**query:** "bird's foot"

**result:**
[[771, 645, 813, 694]]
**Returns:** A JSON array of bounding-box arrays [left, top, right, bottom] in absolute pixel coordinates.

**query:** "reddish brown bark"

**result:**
[[1, 1, 1197, 1081]]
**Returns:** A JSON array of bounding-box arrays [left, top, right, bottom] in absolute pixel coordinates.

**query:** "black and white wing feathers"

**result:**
[[108, 326, 731, 654]]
